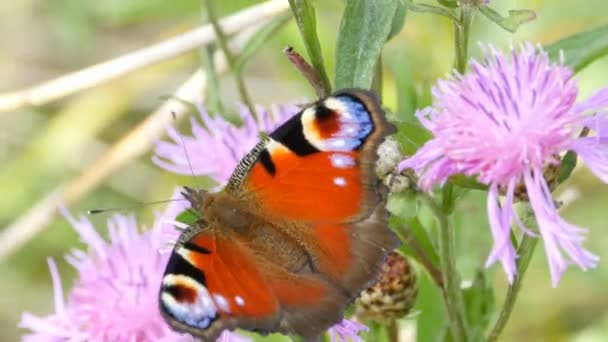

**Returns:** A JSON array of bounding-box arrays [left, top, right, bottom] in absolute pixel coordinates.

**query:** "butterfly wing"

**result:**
[[226, 90, 399, 297], [226, 89, 394, 223], [160, 228, 280, 340], [161, 89, 399, 340], [160, 224, 351, 341]]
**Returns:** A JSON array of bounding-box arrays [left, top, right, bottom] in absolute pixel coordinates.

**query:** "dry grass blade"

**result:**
[[0, 23, 265, 261], [0, 0, 288, 114]]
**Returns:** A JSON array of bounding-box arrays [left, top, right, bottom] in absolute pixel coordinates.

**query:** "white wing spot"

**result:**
[[213, 294, 231, 313], [235, 296, 245, 307], [328, 139, 346, 149], [330, 154, 356, 169], [334, 177, 347, 187]]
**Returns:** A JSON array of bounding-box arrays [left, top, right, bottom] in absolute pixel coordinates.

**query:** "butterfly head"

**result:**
[[180, 186, 209, 213]]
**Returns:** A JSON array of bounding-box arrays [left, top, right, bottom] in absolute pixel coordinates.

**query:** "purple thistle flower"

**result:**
[[18, 207, 248, 342], [19, 258, 86, 342], [153, 103, 298, 184], [399, 43, 608, 286], [328, 319, 369, 342]]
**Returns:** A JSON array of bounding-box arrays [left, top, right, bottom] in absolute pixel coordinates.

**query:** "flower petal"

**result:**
[[484, 183, 517, 283], [524, 168, 599, 287]]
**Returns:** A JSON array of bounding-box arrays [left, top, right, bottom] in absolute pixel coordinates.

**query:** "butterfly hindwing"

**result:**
[[160, 229, 280, 340]]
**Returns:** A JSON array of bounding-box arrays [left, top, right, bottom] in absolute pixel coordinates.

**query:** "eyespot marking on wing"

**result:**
[[301, 95, 374, 152], [161, 274, 217, 329]]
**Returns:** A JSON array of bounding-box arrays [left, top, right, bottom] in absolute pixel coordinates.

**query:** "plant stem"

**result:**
[[205, 0, 259, 122], [404, 0, 459, 21], [487, 234, 538, 341], [422, 193, 468, 342], [453, 5, 474, 73], [371, 55, 383, 98], [288, 0, 332, 96], [393, 223, 444, 288], [388, 319, 399, 342], [0, 0, 288, 113]]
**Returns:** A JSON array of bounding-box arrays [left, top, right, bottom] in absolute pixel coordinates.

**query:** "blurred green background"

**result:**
[[1, 1, 608, 341]]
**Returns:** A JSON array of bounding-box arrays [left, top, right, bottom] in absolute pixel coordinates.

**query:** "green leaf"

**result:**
[[334, 0, 399, 90], [436, 0, 458, 8], [449, 174, 487, 191], [403, 0, 458, 21], [389, 51, 417, 121], [387, 191, 419, 218], [462, 271, 495, 341], [415, 271, 448, 342], [390, 216, 439, 268], [175, 209, 200, 226], [479, 7, 536, 33], [387, 0, 407, 41], [545, 25, 608, 72], [288, 0, 332, 95], [393, 121, 432, 156], [557, 150, 578, 184]]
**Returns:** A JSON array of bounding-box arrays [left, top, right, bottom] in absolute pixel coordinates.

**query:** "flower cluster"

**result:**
[[153, 103, 298, 185], [400, 43, 608, 286], [19, 207, 201, 341]]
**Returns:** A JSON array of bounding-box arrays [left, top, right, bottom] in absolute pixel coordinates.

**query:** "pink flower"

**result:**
[[18, 207, 248, 342], [19, 259, 86, 342], [328, 319, 369, 342], [153, 103, 298, 184], [399, 43, 608, 286]]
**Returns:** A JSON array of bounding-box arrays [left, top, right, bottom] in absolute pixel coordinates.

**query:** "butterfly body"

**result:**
[[160, 90, 399, 341]]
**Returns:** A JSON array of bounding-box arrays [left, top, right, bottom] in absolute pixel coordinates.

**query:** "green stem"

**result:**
[[201, 46, 226, 118], [288, 0, 332, 96], [393, 223, 444, 288], [404, 0, 459, 21], [487, 234, 538, 341], [422, 193, 468, 342], [204, 0, 258, 122], [454, 5, 474, 73], [371, 55, 383, 98]]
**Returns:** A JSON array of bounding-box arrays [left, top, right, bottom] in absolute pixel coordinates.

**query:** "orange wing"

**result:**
[[160, 230, 279, 340], [224, 89, 399, 295], [226, 89, 394, 224], [161, 90, 399, 340]]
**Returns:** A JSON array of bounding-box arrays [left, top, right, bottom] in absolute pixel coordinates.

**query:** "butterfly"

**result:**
[[159, 89, 399, 341]]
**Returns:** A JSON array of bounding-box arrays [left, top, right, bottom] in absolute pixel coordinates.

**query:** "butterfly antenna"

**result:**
[[171, 110, 203, 190], [88, 198, 188, 215]]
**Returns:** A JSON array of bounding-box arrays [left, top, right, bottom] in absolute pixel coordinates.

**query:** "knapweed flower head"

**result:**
[[19, 207, 248, 342], [399, 43, 608, 286], [153, 102, 298, 184]]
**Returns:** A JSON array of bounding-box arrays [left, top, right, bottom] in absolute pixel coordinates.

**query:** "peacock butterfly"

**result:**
[[159, 89, 399, 341]]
